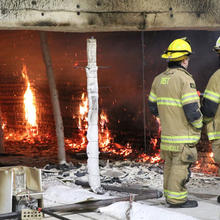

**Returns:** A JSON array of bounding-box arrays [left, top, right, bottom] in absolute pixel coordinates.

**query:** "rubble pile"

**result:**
[[41, 160, 220, 207]]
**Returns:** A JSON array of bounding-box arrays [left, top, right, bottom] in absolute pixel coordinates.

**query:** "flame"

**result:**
[[1, 83, 218, 175], [192, 151, 218, 175], [137, 152, 161, 163], [66, 93, 133, 158], [22, 65, 38, 137], [2, 65, 40, 143], [99, 110, 111, 147], [24, 82, 36, 126], [78, 93, 88, 130], [2, 122, 6, 130], [150, 138, 158, 151]]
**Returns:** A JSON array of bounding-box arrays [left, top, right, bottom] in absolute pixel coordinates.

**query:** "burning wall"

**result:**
[[0, 30, 219, 167]]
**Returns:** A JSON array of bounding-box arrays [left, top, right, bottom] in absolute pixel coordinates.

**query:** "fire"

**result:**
[[192, 151, 218, 175], [22, 65, 38, 136], [66, 93, 133, 158], [66, 92, 163, 161], [2, 78, 216, 174], [136, 116, 162, 163], [99, 110, 111, 147], [137, 152, 161, 163], [78, 93, 88, 130], [24, 82, 36, 126], [2, 65, 39, 143], [2, 122, 6, 130], [151, 138, 158, 151]]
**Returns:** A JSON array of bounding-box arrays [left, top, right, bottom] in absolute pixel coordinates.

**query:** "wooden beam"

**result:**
[[40, 31, 66, 164]]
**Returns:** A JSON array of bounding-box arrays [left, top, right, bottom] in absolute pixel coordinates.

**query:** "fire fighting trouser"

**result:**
[[212, 139, 220, 175], [160, 144, 197, 204], [212, 139, 220, 163]]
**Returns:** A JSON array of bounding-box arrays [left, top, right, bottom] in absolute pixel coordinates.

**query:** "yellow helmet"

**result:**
[[214, 36, 220, 53], [161, 37, 192, 61]]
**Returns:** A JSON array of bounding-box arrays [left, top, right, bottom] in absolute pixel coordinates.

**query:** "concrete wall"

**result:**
[[0, 0, 220, 32]]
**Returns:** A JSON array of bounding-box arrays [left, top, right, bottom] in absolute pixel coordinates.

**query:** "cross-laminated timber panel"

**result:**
[[0, 0, 220, 32]]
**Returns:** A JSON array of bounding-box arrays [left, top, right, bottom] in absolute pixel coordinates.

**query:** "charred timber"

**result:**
[[0, 0, 220, 31], [40, 31, 66, 164]]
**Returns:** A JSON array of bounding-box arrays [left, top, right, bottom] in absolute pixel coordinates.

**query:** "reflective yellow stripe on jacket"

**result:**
[[155, 92, 199, 107], [157, 97, 182, 107], [207, 131, 220, 140], [181, 92, 199, 104], [191, 118, 203, 129], [203, 89, 220, 104], [164, 189, 187, 200], [161, 135, 200, 144], [149, 91, 157, 102], [160, 144, 183, 152]]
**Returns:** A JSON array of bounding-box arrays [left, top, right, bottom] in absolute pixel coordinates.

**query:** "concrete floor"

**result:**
[[45, 193, 220, 220]]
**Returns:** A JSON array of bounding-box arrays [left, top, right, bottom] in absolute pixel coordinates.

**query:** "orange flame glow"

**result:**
[[66, 93, 134, 158], [78, 93, 88, 130], [22, 65, 38, 136], [24, 82, 36, 126]]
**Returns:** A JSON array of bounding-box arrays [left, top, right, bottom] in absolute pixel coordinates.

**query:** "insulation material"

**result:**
[[86, 37, 101, 193], [98, 201, 199, 220]]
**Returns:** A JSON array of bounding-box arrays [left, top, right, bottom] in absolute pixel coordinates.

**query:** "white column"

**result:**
[[86, 37, 102, 193]]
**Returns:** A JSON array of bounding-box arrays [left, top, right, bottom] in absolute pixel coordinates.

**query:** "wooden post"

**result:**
[[39, 32, 66, 164], [86, 37, 102, 193]]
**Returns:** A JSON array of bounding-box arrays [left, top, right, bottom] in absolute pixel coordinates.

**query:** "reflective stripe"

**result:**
[[164, 189, 168, 198], [203, 116, 213, 123], [208, 132, 220, 140], [164, 189, 168, 194], [157, 97, 182, 107], [149, 92, 157, 102], [203, 89, 220, 104], [160, 144, 182, 152], [161, 135, 200, 144], [165, 189, 188, 200], [191, 119, 203, 129], [164, 190, 168, 198], [181, 92, 199, 104]]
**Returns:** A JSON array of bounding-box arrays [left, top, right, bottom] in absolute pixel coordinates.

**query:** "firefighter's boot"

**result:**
[[167, 200, 198, 208]]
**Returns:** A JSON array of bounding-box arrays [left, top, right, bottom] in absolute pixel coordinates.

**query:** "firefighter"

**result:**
[[201, 36, 220, 203], [148, 37, 202, 208]]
